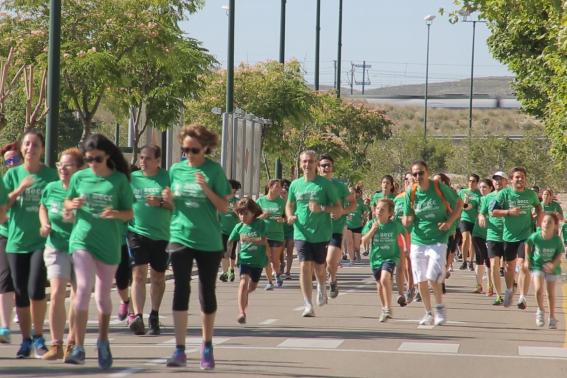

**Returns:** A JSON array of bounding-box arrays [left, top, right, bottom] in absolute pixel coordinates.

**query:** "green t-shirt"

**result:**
[[256, 195, 285, 242], [41, 180, 74, 252], [362, 219, 405, 269], [128, 169, 171, 241], [472, 195, 488, 240], [480, 190, 504, 242], [542, 201, 562, 215], [526, 230, 563, 275], [370, 191, 395, 207], [458, 188, 481, 223], [492, 187, 540, 242], [169, 159, 231, 251], [288, 175, 339, 243], [3, 165, 58, 253], [330, 178, 350, 234], [229, 219, 267, 268], [562, 223, 567, 244], [220, 196, 239, 236], [346, 197, 365, 229], [67, 169, 134, 265], [403, 180, 459, 246], [0, 180, 7, 237], [393, 192, 411, 233]]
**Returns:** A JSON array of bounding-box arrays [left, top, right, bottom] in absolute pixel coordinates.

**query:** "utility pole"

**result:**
[[314, 0, 321, 90], [226, 0, 235, 114], [336, 0, 343, 98], [350, 62, 354, 95], [279, 0, 286, 64], [353, 62, 371, 94], [361, 60, 366, 95], [46, 0, 61, 167], [333, 60, 337, 89]]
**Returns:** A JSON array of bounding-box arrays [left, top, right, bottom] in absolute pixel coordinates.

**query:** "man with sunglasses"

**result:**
[[317, 154, 355, 299], [286, 150, 340, 317], [458, 174, 481, 272]]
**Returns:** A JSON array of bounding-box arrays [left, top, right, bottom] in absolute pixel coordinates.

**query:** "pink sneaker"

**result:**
[[117, 302, 128, 321]]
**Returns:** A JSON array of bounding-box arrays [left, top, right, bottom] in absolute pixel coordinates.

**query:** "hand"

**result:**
[[194, 173, 209, 191], [308, 201, 322, 213], [508, 208, 522, 216], [438, 221, 451, 231], [39, 224, 51, 237], [330, 208, 341, 220], [17, 175, 35, 194], [258, 213, 269, 220], [62, 209, 75, 223], [287, 216, 297, 225], [543, 262, 554, 273], [100, 207, 118, 219], [478, 215, 487, 228], [274, 216, 285, 223], [69, 197, 86, 210], [371, 221, 379, 231], [161, 186, 172, 203], [146, 195, 161, 207], [523, 260, 530, 271], [0, 211, 7, 225]]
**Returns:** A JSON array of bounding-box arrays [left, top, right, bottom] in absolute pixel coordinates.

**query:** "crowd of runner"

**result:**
[[0, 125, 564, 370]]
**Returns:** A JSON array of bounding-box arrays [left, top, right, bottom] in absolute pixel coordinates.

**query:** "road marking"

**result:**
[[417, 325, 435, 330], [392, 319, 466, 325], [278, 338, 344, 349], [108, 368, 144, 377], [144, 358, 167, 365], [85, 337, 114, 345], [518, 346, 567, 358], [293, 306, 304, 311], [398, 342, 460, 354], [160, 337, 230, 346], [259, 318, 279, 325]]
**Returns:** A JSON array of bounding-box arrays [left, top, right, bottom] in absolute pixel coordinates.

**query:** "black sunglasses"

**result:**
[[412, 171, 425, 177], [85, 156, 104, 163], [182, 147, 202, 155]]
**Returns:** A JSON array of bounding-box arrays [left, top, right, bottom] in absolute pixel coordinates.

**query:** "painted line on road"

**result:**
[[108, 368, 144, 377], [518, 346, 567, 358], [393, 319, 466, 325], [160, 337, 230, 346], [399, 342, 460, 353], [293, 306, 304, 311], [259, 318, 279, 325], [278, 338, 344, 349], [144, 358, 167, 366], [417, 325, 435, 330]]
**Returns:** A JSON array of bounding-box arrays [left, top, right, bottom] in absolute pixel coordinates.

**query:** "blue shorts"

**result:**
[[372, 261, 396, 282], [329, 233, 343, 248], [240, 264, 263, 283], [268, 240, 284, 248]]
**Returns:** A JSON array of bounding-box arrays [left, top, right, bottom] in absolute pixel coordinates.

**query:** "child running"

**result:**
[[525, 213, 563, 329], [230, 198, 270, 324], [361, 198, 406, 322]]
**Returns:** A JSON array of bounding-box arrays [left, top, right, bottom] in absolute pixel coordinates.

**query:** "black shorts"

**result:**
[[239, 264, 263, 283], [0, 236, 14, 294], [329, 233, 343, 248], [372, 261, 396, 282], [347, 226, 363, 234], [295, 241, 327, 264], [473, 237, 490, 267], [222, 233, 238, 260], [503, 241, 526, 262], [267, 240, 284, 248], [127, 231, 169, 273], [487, 241, 504, 259], [459, 220, 475, 233], [447, 233, 458, 254]]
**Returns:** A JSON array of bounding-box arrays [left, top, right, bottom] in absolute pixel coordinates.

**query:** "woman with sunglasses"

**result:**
[[471, 179, 495, 296], [280, 179, 295, 279], [0, 142, 21, 344], [402, 161, 462, 326], [3, 130, 58, 358], [63, 134, 133, 369], [345, 184, 365, 265], [166, 125, 231, 369], [39, 148, 83, 360]]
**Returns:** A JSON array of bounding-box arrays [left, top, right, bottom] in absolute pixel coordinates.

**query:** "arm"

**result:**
[[285, 199, 297, 224], [533, 204, 543, 227], [39, 204, 51, 237], [523, 243, 532, 270], [6, 175, 34, 208], [360, 222, 379, 246], [342, 193, 357, 215], [100, 208, 134, 222], [438, 199, 464, 231], [195, 172, 228, 213]]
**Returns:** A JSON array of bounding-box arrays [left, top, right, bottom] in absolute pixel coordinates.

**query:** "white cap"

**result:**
[[492, 171, 506, 179]]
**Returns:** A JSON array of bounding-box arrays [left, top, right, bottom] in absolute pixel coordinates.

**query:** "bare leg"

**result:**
[[131, 265, 148, 315]]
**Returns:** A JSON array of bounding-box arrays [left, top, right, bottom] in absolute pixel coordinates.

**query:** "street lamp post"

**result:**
[[225, 1, 235, 114], [423, 15, 435, 142], [46, 0, 62, 167], [336, 0, 343, 98], [279, 0, 286, 64], [314, 0, 321, 90]]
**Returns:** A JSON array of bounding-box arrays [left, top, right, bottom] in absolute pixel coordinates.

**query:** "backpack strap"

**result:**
[[409, 183, 418, 210], [433, 179, 453, 214]]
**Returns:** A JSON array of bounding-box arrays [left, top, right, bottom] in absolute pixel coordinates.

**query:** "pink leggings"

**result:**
[[72, 250, 118, 314]]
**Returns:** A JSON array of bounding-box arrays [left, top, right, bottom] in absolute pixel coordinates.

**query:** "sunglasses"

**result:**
[[85, 156, 104, 164], [56, 162, 76, 169], [319, 163, 332, 168], [4, 156, 21, 166], [182, 147, 202, 155], [412, 171, 425, 177]]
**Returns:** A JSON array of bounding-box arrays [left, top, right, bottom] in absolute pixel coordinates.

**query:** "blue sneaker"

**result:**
[[32, 335, 48, 358], [16, 338, 32, 358], [0, 327, 11, 343], [166, 349, 187, 367], [64, 345, 85, 365], [200, 343, 215, 370], [97, 339, 113, 369]]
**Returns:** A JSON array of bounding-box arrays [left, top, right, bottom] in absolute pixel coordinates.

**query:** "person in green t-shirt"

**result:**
[[257, 179, 286, 289], [345, 184, 365, 263], [457, 174, 481, 271], [525, 213, 563, 329], [402, 160, 463, 327], [370, 175, 396, 211], [3, 130, 58, 358], [361, 198, 407, 322], [541, 188, 563, 226], [285, 150, 340, 318], [317, 154, 355, 299], [280, 179, 295, 280], [165, 125, 231, 369], [219, 180, 241, 283], [38, 148, 83, 360], [491, 166, 542, 309], [127, 145, 173, 337], [471, 179, 495, 296], [64, 134, 133, 368], [229, 198, 270, 324]]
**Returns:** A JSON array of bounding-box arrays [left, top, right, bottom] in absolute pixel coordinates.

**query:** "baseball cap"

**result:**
[[492, 171, 506, 179]]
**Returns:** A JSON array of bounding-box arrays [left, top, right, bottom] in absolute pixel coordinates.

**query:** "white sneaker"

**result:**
[[301, 305, 315, 317], [503, 289, 513, 307], [549, 317, 558, 329], [517, 295, 527, 310], [419, 312, 434, 326], [316, 284, 328, 306], [434, 304, 446, 326], [535, 309, 544, 327], [379, 309, 388, 323], [264, 283, 274, 291]]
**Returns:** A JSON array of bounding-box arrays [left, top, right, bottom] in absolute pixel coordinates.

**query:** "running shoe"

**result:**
[[43, 344, 64, 360], [419, 312, 434, 326], [285, 272, 292, 280], [385, 307, 393, 319], [397, 294, 407, 307], [219, 273, 228, 282], [459, 261, 467, 270], [129, 314, 145, 335], [0, 327, 10, 344], [229, 269, 236, 282], [362, 251, 369, 257], [166, 349, 187, 367], [126, 313, 136, 326], [473, 284, 483, 294], [329, 281, 339, 298], [64, 343, 75, 360], [445, 271, 451, 279], [302, 305, 315, 317], [342, 255, 348, 261], [517, 296, 527, 310], [499, 267, 505, 277], [415, 291, 422, 302], [16, 338, 32, 359], [535, 309, 544, 327], [467, 262, 475, 272], [549, 317, 558, 329], [276, 274, 284, 288], [264, 283, 274, 291], [200, 343, 215, 370], [237, 313, 246, 324], [64, 345, 85, 365], [32, 335, 48, 358], [97, 339, 113, 369], [434, 304, 447, 326], [503, 289, 513, 307], [343, 259, 352, 267], [379, 309, 388, 323], [117, 301, 129, 321], [316, 284, 328, 306], [148, 313, 160, 335], [493, 295, 503, 306]]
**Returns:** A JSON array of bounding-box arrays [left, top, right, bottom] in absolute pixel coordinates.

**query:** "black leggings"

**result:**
[[473, 237, 491, 268], [115, 244, 132, 291], [170, 246, 223, 313], [0, 236, 14, 294], [7, 250, 46, 307]]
